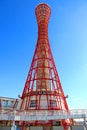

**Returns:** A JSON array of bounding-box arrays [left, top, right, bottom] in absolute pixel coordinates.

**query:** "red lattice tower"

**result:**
[[20, 3, 72, 130]]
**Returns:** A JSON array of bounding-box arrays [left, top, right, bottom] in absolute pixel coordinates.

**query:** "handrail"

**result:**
[[0, 109, 87, 121]]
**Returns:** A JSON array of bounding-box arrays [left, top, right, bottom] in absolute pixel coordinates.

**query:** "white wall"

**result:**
[[72, 126, 85, 130], [0, 126, 85, 130], [0, 127, 10, 130], [52, 126, 63, 130], [30, 126, 43, 130]]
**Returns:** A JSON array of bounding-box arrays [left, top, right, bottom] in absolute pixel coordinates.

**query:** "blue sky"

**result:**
[[0, 0, 87, 109]]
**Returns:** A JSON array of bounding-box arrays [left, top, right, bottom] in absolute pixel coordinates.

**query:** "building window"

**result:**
[[2, 100, 8, 108], [7, 101, 14, 108], [30, 100, 37, 107], [2, 100, 14, 108], [50, 100, 57, 107]]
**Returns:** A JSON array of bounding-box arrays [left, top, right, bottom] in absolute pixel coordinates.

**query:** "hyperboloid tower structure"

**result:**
[[20, 3, 72, 130]]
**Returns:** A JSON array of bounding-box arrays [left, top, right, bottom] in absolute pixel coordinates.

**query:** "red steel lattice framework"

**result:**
[[20, 3, 72, 130]]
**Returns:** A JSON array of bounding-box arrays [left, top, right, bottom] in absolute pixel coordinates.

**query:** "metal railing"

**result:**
[[0, 109, 87, 121]]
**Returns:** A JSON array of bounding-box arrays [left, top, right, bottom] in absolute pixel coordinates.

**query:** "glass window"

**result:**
[[7, 101, 14, 108], [30, 100, 37, 107], [50, 100, 57, 107], [2, 100, 8, 108]]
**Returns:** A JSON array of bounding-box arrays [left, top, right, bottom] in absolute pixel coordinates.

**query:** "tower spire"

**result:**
[[20, 3, 72, 129]]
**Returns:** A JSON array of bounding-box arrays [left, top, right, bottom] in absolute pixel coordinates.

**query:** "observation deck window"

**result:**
[[30, 100, 37, 107], [50, 100, 57, 107]]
